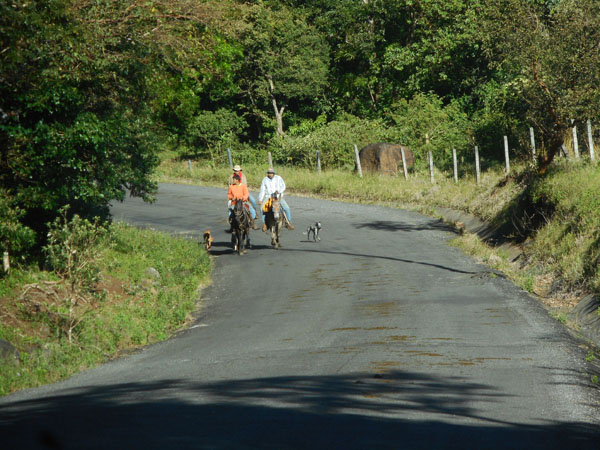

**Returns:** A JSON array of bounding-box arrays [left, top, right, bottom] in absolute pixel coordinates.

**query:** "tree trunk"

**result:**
[[537, 132, 564, 175], [267, 76, 285, 136]]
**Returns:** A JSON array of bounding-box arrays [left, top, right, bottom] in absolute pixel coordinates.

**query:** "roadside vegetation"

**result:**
[[0, 220, 210, 395]]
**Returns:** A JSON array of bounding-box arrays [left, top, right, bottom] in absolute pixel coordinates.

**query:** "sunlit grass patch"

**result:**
[[0, 223, 211, 396]]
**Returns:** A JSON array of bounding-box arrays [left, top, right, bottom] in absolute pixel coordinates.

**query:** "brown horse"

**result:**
[[230, 199, 251, 254], [263, 193, 284, 248]]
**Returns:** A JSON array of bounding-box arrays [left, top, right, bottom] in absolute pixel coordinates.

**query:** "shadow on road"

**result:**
[[1, 369, 597, 449], [279, 248, 478, 275], [354, 219, 455, 233]]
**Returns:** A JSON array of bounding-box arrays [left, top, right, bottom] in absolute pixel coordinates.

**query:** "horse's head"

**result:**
[[232, 199, 245, 221], [271, 193, 281, 220]]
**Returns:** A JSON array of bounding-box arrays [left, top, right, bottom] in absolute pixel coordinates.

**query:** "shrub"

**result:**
[[183, 108, 247, 161], [0, 190, 36, 268], [386, 92, 473, 170], [269, 114, 394, 169]]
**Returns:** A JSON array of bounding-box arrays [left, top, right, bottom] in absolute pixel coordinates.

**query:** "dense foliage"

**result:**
[[2, 0, 600, 262]]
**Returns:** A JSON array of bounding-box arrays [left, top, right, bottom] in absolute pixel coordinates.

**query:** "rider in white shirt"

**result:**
[[257, 168, 294, 231]]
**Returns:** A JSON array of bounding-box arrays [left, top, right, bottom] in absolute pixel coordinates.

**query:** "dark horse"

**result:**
[[264, 193, 284, 248], [230, 199, 251, 254]]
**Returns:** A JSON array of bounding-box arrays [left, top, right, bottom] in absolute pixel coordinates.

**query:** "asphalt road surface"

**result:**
[[1, 183, 599, 449]]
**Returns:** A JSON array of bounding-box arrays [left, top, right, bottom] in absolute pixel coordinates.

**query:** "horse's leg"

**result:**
[[242, 229, 248, 254], [277, 219, 283, 248]]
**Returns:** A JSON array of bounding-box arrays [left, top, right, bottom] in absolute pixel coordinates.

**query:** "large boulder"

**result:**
[[358, 143, 415, 175]]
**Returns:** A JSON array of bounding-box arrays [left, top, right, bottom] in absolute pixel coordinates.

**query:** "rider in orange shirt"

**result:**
[[227, 174, 256, 231], [228, 174, 249, 203]]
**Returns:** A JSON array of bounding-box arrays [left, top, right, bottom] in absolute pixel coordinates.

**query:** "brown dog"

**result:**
[[203, 229, 213, 251]]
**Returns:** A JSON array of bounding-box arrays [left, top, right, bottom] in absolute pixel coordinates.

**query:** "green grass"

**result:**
[[0, 223, 211, 396]]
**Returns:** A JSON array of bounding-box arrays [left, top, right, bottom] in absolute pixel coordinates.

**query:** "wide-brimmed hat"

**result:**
[[233, 164, 242, 171], [266, 167, 275, 174]]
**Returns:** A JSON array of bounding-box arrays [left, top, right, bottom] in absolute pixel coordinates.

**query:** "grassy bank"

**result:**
[[0, 223, 210, 396], [159, 156, 600, 311]]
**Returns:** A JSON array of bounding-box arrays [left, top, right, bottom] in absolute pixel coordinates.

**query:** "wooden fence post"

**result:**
[[354, 144, 363, 178], [268, 151, 273, 168], [452, 148, 458, 183], [429, 151, 434, 183], [316, 150, 321, 173], [400, 147, 408, 180], [503, 135, 510, 175], [227, 148, 233, 169], [474, 146, 481, 184], [572, 121, 580, 158], [530, 127, 536, 162], [587, 119, 595, 162]]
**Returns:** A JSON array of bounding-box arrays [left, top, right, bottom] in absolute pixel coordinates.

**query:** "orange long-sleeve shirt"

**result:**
[[227, 183, 249, 202]]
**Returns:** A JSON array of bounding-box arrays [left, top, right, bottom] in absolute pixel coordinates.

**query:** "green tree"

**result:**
[[387, 93, 472, 170], [0, 0, 158, 235], [184, 109, 247, 160], [238, 4, 330, 137], [304, 0, 485, 115], [481, 0, 600, 173]]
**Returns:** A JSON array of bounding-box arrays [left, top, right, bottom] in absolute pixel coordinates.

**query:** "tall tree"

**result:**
[[304, 0, 485, 115], [0, 0, 245, 244], [238, 4, 330, 137], [481, 0, 600, 173]]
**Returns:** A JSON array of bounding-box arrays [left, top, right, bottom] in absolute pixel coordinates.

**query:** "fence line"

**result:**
[[530, 127, 536, 162], [474, 146, 481, 184], [428, 151, 434, 184], [587, 119, 596, 161], [354, 144, 363, 178], [503, 136, 510, 175], [224, 120, 598, 183], [572, 121, 580, 159], [452, 148, 458, 183], [400, 147, 409, 180], [316, 150, 321, 173]]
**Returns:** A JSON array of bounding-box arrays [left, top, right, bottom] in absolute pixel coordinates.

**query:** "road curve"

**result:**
[[1, 183, 599, 449]]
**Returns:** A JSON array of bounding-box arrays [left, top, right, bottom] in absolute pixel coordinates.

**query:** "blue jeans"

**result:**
[[248, 194, 257, 219], [261, 198, 291, 223]]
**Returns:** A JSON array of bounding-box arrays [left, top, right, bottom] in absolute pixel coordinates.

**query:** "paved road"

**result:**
[[1, 183, 599, 449]]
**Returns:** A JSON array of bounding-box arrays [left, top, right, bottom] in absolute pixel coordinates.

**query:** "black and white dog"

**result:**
[[304, 222, 322, 242]]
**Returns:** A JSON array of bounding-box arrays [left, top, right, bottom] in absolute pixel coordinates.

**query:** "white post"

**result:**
[[452, 148, 458, 183], [354, 144, 363, 178], [572, 121, 580, 158], [400, 147, 408, 180], [316, 150, 321, 173], [268, 152, 273, 168], [429, 151, 434, 183], [3, 251, 9, 273], [503, 135, 510, 175], [587, 119, 595, 162], [227, 148, 233, 168], [474, 146, 481, 184], [188, 160, 193, 173], [530, 127, 536, 162]]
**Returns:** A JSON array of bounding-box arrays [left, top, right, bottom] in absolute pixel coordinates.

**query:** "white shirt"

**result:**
[[258, 174, 286, 202]]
